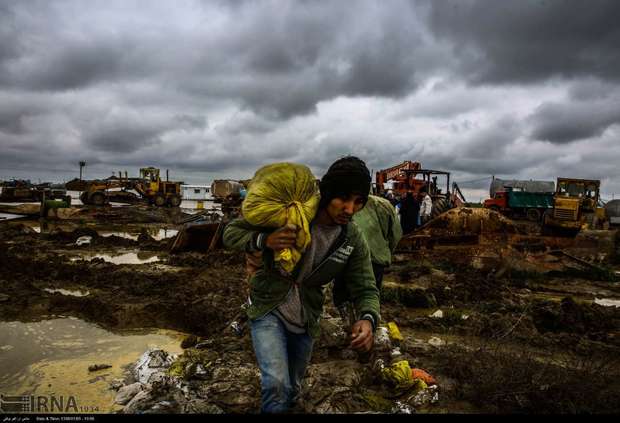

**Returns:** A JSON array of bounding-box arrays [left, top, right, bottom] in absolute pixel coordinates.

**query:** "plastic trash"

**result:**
[[411, 368, 437, 386], [430, 310, 443, 319], [387, 321, 404, 342], [375, 326, 391, 350], [382, 360, 424, 390]]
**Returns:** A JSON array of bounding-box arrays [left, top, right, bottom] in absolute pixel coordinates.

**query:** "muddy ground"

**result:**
[[1, 206, 620, 414]]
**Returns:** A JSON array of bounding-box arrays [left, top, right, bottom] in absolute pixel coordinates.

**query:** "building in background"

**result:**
[[181, 184, 213, 201]]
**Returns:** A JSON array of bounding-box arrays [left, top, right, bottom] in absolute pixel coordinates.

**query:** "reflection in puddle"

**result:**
[[0, 213, 24, 221], [100, 231, 139, 241], [99, 229, 178, 241], [70, 252, 160, 265], [0, 317, 184, 413], [594, 298, 620, 307], [43, 288, 90, 297]]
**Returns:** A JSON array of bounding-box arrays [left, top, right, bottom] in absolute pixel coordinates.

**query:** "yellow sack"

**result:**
[[381, 360, 414, 390], [242, 162, 320, 272], [387, 321, 404, 342], [381, 360, 428, 392]]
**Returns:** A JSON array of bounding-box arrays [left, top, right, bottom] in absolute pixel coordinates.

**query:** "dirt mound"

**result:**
[[423, 207, 521, 235]]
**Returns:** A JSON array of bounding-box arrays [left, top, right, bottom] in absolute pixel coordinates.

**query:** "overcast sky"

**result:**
[[1, 0, 619, 201]]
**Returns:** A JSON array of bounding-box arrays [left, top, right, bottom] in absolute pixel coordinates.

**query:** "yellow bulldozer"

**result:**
[[542, 178, 609, 235], [133, 167, 182, 207], [80, 167, 182, 207]]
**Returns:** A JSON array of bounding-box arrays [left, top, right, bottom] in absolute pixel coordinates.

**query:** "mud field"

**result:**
[[1, 206, 620, 414]]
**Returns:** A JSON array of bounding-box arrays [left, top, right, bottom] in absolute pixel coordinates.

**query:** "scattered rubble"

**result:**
[[1, 202, 619, 414]]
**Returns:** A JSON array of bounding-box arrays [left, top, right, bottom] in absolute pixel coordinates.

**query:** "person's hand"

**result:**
[[350, 319, 374, 352], [245, 251, 263, 278], [265, 224, 298, 251]]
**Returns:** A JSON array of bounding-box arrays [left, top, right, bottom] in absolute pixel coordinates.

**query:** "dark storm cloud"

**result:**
[[1, 0, 620, 198], [529, 98, 620, 143], [427, 0, 620, 84]]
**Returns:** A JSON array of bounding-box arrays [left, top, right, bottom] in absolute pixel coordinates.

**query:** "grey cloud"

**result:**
[[215, 111, 276, 136], [427, 0, 620, 84], [529, 98, 620, 143]]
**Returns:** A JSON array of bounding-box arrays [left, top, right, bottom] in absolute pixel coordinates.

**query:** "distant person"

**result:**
[[419, 187, 433, 225], [399, 191, 419, 234]]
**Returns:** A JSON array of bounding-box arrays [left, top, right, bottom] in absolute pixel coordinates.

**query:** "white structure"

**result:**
[[181, 184, 213, 200]]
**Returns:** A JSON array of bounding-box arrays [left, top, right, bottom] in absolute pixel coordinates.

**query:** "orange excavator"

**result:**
[[375, 160, 466, 218]]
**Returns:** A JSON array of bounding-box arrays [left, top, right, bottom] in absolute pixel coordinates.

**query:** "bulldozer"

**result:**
[[133, 167, 182, 207], [542, 178, 609, 235]]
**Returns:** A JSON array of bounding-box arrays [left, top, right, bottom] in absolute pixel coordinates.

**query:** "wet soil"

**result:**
[[1, 213, 620, 414]]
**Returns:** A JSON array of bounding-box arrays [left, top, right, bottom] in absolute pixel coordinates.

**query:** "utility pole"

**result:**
[[79, 161, 86, 180]]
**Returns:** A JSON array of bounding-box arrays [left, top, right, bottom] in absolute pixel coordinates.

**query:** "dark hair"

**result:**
[[319, 156, 371, 209]]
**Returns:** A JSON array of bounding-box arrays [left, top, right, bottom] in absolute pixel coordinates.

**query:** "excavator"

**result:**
[[79, 167, 182, 207], [375, 160, 466, 219]]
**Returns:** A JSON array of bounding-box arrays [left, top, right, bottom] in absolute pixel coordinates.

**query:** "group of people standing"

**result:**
[[384, 188, 433, 235]]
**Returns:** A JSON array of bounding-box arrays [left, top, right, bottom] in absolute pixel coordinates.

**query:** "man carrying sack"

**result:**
[[223, 156, 380, 413]]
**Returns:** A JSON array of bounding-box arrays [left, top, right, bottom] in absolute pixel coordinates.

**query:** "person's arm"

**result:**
[[341, 228, 381, 351], [223, 218, 268, 252]]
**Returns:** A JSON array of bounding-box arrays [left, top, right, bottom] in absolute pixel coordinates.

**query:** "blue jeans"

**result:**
[[250, 312, 314, 413]]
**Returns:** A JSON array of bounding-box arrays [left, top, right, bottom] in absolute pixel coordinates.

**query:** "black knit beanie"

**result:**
[[319, 156, 371, 209]]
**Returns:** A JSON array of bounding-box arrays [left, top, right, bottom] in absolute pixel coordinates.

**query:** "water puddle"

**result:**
[[594, 298, 620, 308], [43, 288, 90, 297], [99, 228, 178, 241], [0, 317, 185, 413], [70, 252, 160, 265], [0, 212, 25, 221]]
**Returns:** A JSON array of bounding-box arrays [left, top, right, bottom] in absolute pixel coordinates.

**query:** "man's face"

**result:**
[[325, 194, 366, 225]]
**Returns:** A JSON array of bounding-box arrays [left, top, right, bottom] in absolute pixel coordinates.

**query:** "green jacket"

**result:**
[[223, 218, 381, 338], [352, 195, 402, 267]]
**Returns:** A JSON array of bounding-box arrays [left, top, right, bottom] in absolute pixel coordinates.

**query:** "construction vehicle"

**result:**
[[542, 178, 609, 235], [484, 188, 554, 221], [0, 179, 70, 204], [79, 178, 137, 206], [374, 160, 466, 218], [210, 179, 251, 218], [133, 167, 182, 207], [605, 199, 620, 227], [80, 167, 182, 207], [489, 178, 555, 198]]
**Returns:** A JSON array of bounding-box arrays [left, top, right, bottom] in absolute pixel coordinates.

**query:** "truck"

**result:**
[[0, 179, 70, 204], [542, 178, 609, 235], [484, 188, 554, 221], [489, 178, 555, 198]]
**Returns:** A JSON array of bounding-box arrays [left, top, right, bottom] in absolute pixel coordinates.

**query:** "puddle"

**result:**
[[594, 298, 620, 308], [100, 231, 139, 241], [43, 288, 90, 297], [0, 317, 185, 413], [70, 252, 160, 265], [99, 228, 178, 241], [0, 212, 25, 221]]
